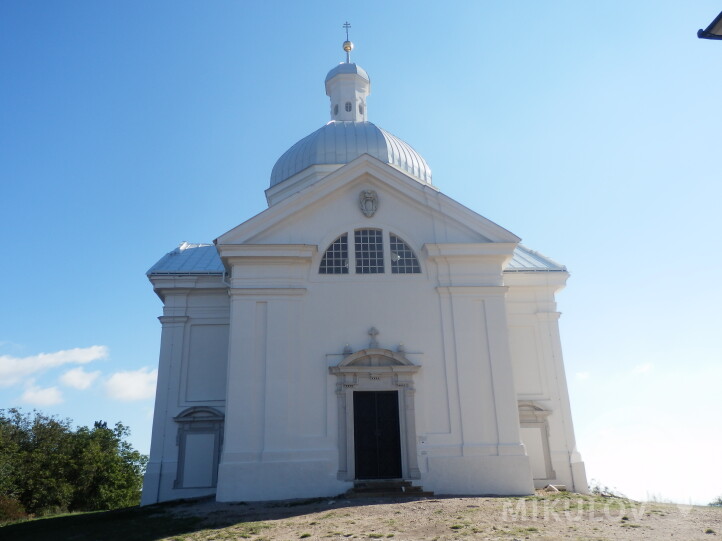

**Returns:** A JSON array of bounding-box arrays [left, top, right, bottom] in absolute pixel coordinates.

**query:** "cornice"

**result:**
[[424, 243, 518, 259], [157, 315, 189, 325], [436, 286, 509, 296], [228, 287, 307, 297], [217, 244, 317, 261]]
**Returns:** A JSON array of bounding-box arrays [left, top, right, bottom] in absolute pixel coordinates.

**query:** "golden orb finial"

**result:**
[[342, 22, 353, 63]]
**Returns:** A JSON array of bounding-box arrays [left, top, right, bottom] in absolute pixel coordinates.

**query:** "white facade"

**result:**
[[141, 47, 587, 505]]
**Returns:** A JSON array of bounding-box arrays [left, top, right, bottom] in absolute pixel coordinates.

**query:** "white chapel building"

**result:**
[[141, 40, 587, 505]]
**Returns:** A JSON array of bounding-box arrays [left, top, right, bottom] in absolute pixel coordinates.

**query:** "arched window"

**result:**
[[389, 234, 421, 274], [319, 234, 349, 274], [319, 230, 422, 275], [355, 229, 384, 274], [345, 102, 352, 112]]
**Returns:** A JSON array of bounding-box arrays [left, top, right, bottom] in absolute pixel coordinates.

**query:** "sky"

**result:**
[[1, 1, 721, 505]]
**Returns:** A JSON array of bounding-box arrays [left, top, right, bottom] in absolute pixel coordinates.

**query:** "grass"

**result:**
[[0, 505, 204, 541]]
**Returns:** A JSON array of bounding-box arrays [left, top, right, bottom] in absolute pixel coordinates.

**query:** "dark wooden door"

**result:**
[[353, 391, 402, 479]]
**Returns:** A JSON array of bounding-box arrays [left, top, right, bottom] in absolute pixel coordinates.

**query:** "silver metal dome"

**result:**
[[270, 121, 432, 187], [324, 62, 369, 83]]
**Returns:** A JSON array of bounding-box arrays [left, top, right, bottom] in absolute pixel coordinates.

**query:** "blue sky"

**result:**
[[1, 2, 721, 505]]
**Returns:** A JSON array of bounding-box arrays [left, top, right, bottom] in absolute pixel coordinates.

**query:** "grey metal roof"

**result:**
[[270, 121, 433, 187], [506, 244, 567, 272], [147, 241, 565, 276], [147, 242, 224, 276], [325, 62, 369, 83]]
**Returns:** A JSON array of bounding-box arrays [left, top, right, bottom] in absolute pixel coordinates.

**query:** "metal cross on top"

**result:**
[[368, 327, 379, 348], [341, 21, 354, 63]]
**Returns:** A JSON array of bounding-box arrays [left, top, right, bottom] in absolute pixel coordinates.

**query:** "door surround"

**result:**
[[329, 348, 420, 481]]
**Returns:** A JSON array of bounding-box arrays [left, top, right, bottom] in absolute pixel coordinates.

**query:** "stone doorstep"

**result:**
[[345, 479, 434, 498]]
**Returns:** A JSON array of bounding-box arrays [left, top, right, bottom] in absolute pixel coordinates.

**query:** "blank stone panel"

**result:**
[[182, 433, 216, 487], [186, 325, 229, 402], [508, 326, 545, 397]]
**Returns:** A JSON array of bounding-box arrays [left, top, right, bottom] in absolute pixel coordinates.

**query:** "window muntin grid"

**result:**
[[389, 234, 421, 274], [319, 234, 349, 274], [354, 229, 384, 274]]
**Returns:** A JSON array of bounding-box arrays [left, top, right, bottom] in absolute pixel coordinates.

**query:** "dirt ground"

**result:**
[[162, 491, 722, 541]]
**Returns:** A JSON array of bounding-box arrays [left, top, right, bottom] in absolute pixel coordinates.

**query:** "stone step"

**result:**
[[345, 480, 433, 498], [344, 490, 435, 499], [353, 480, 412, 491]]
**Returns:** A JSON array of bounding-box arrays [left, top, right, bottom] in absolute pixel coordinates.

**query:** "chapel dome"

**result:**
[[270, 121, 432, 187], [268, 40, 432, 190]]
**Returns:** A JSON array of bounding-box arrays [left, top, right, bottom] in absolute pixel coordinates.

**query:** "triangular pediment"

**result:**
[[215, 154, 520, 247], [329, 348, 420, 375], [340, 348, 415, 368]]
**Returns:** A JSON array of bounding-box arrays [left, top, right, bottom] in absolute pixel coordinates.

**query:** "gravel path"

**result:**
[[163, 491, 722, 540]]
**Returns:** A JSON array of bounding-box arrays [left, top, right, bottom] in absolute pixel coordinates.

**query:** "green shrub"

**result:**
[[0, 409, 147, 516]]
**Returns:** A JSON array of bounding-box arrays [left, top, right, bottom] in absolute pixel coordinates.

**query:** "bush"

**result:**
[[0, 495, 27, 523], [0, 409, 147, 516], [710, 496, 722, 507]]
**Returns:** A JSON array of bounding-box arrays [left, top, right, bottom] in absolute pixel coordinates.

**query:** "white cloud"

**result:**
[[60, 367, 101, 390], [21, 384, 63, 406], [0, 345, 109, 387], [576, 371, 590, 380], [105, 367, 157, 401], [631, 362, 653, 374]]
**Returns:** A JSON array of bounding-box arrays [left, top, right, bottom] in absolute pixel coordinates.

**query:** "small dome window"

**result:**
[[345, 102, 352, 112], [359, 104, 364, 115], [334, 104, 339, 116]]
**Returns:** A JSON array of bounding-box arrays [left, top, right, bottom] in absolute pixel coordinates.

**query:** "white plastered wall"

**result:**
[[504, 271, 588, 493], [214, 164, 534, 501], [141, 277, 230, 505], [144, 159, 584, 504]]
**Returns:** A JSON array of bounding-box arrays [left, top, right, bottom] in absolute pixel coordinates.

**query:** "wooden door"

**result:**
[[353, 391, 402, 479]]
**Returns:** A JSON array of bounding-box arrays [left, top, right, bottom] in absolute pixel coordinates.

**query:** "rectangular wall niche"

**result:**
[[182, 433, 216, 487], [518, 402, 555, 483], [520, 427, 548, 480], [174, 407, 224, 489]]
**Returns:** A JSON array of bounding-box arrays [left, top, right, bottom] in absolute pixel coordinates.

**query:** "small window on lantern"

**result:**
[[345, 102, 352, 112], [334, 104, 339, 116], [359, 104, 364, 115]]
